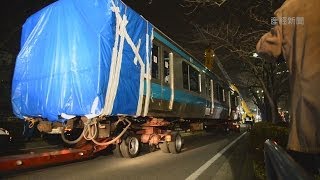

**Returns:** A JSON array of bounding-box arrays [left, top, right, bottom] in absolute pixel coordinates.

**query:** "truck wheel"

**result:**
[[168, 133, 182, 154], [120, 136, 140, 158], [159, 142, 170, 153], [113, 143, 123, 158]]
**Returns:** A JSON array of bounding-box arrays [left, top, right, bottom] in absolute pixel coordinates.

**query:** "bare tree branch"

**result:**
[[179, 0, 288, 122]]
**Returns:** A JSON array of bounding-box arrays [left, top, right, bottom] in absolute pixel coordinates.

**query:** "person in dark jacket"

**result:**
[[256, 0, 320, 174]]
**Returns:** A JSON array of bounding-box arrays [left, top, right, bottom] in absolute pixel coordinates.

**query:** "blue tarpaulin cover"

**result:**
[[12, 0, 153, 121]]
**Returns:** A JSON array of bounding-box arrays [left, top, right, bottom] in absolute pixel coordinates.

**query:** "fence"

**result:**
[[264, 139, 313, 180]]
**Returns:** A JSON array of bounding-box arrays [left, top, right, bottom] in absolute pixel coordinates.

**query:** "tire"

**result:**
[[159, 142, 170, 153], [120, 136, 140, 158], [168, 133, 183, 154], [113, 143, 123, 158]]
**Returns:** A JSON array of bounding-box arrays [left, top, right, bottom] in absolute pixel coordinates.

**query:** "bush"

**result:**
[[249, 121, 289, 180], [250, 121, 289, 149]]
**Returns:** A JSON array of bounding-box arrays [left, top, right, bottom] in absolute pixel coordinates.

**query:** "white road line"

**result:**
[[185, 132, 247, 180]]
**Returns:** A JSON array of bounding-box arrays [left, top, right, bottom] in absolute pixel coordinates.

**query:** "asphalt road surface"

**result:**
[[2, 131, 253, 180]]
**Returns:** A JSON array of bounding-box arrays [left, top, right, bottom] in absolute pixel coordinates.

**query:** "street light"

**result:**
[[251, 52, 263, 60]]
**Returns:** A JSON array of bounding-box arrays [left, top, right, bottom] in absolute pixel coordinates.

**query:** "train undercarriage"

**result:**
[[0, 116, 238, 173], [0, 116, 188, 173]]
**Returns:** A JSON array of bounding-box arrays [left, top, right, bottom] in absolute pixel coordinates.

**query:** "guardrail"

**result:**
[[264, 139, 313, 180]]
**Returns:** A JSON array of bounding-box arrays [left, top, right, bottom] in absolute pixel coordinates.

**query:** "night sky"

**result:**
[[0, 0, 190, 54]]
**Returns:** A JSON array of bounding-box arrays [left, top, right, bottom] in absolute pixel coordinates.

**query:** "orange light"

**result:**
[[274, 141, 278, 145], [165, 135, 171, 142]]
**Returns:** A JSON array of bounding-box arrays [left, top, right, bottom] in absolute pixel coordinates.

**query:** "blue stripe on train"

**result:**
[[145, 82, 226, 109]]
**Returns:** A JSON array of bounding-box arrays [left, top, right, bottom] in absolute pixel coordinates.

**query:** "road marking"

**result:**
[[185, 132, 247, 180]]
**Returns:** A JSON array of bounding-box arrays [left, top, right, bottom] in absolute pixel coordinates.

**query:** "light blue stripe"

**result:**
[[145, 82, 226, 108]]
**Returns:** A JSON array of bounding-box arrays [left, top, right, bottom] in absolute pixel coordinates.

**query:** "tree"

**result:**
[[179, 0, 289, 122], [240, 60, 290, 122]]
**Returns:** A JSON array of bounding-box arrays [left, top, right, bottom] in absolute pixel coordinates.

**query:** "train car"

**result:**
[[148, 29, 230, 119], [11, 0, 240, 159], [148, 29, 239, 131]]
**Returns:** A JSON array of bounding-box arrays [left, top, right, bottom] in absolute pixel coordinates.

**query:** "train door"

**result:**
[[205, 76, 213, 115], [150, 42, 163, 111], [161, 48, 174, 111]]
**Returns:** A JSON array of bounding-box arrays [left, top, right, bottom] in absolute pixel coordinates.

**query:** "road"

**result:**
[[2, 131, 253, 180]]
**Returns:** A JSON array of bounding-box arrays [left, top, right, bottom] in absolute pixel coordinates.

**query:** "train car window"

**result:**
[[182, 61, 189, 90], [230, 91, 237, 108], [163, 50, 170, 84], [215, 84, 220, 101], [151, 44, 159, 79], [205, 76, 211, 99], [189, 66, 199, 93], [227, 90, 230, 103], [219, 86, 224, 102]]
